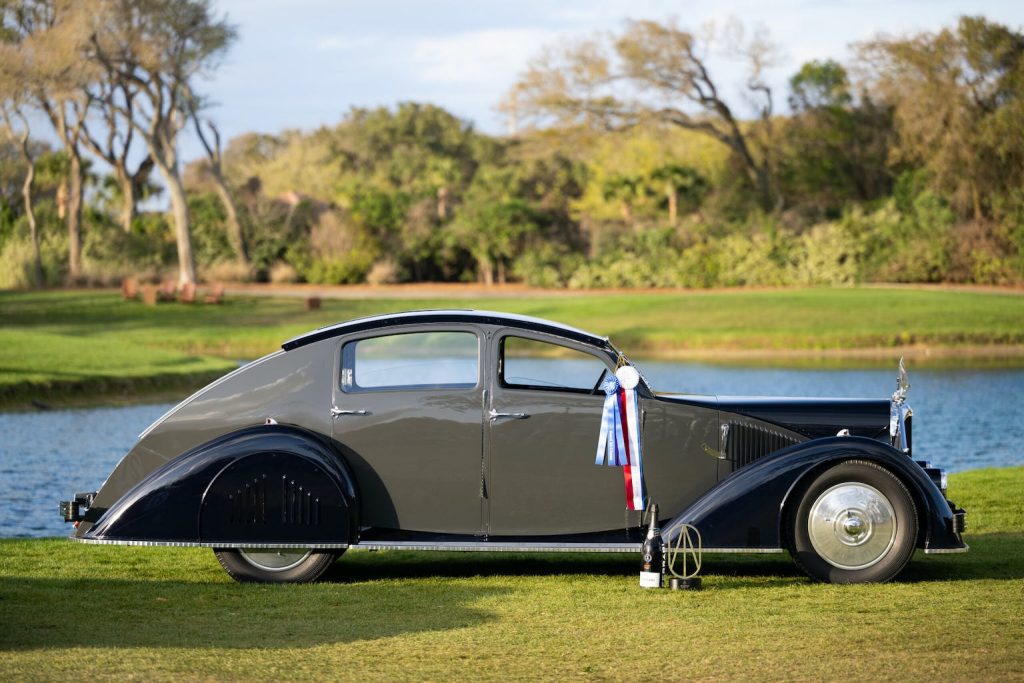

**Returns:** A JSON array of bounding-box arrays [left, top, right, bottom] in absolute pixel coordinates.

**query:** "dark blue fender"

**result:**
[[663, 436, 965, 552], [82, 425, 358, 546]]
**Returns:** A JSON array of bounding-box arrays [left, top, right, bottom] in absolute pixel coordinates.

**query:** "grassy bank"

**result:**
[[2, 287, 1023, 408], [0, 467, 1021, 681]]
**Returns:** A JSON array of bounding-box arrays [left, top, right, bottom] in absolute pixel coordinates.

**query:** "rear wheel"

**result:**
[[788, 460, 918, 584], [214, 547, 342, 583]]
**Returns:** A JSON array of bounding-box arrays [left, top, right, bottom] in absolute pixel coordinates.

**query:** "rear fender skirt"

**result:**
[[662, 436, 964, 552], [81, 425, 358, 545]]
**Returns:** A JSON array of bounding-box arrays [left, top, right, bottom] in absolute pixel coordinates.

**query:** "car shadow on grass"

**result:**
[[0, 576, 505, 651], [324, 533, 1022, 585], [326, 550, 804, 585]]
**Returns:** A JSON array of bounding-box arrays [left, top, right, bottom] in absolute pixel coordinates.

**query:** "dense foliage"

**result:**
[[1, 14, 1022, 288]]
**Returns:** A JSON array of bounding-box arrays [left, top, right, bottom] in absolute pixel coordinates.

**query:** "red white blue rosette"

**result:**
[[594, 366, 646, 511]]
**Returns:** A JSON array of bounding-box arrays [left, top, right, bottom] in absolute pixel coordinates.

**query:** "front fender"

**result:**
[[79, 425, 358, 547], [663, 436, 964, 552]]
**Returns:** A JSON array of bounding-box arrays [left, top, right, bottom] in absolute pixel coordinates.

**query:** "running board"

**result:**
[[69, 534, 787, 555], [349, 541, 787, 554], [351, 541, 642, 553]]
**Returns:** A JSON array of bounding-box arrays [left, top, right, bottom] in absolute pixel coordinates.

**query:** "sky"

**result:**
[[185, 0, 1024, 162]]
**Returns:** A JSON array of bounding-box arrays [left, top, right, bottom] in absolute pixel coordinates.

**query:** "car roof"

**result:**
[[281, 309, 611, 351]]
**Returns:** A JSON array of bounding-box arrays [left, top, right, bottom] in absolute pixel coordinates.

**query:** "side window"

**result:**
[[342, 331, 478, 391], [500, 336, 609, 393]]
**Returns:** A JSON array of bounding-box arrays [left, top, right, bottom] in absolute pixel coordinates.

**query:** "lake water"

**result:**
[[2, 362, 1022, 538]]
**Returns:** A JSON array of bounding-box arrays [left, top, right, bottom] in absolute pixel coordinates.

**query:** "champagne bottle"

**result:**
[[639, 503, 663, 589]]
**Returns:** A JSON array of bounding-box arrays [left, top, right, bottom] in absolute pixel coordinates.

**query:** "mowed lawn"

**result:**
[[0, 467, 1021, 681], [2, 286, 1023, 407]]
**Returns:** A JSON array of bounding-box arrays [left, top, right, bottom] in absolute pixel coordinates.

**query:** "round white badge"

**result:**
[[615, 365, 640, 389]]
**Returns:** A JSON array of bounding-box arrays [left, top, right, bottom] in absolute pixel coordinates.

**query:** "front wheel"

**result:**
[[788, 460, 918, 584], [214, 547, 342, 583]]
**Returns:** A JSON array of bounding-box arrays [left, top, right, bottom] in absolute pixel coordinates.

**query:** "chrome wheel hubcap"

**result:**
[[808, 483, 897, 570], [238, 548, 311, 572]]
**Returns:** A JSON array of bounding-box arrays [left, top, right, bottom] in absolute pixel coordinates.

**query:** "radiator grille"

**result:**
[[727, 422, 801, 471]]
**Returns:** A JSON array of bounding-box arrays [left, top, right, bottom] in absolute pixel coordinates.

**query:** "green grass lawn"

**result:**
[[2, 287, 1023, 408], [0, 467, 1020, 681]]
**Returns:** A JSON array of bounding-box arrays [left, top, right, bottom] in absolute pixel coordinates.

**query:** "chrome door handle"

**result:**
[[488, 409, 529, 421], [331, 407, 368, 417]]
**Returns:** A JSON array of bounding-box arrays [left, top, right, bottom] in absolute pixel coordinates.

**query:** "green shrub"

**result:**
[[301, 248, 377, 284], [789, 221, 859, 285], [0, 222, 66, 288]]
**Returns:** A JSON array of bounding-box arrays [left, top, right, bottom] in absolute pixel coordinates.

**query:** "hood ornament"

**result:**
[[892, 356, 910, 404], [890, 357, 912, 453]]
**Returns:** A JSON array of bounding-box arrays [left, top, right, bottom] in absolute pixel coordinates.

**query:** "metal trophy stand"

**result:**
[[665, 523, 703, 590]]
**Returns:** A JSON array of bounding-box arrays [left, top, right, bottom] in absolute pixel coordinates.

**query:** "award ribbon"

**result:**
[[594, 366, 646, 511]]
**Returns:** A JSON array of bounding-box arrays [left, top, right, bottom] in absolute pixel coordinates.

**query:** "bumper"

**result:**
[[59, 492, 96, 523], [951, 504, 967, 535], [923, 499, 968, 553]]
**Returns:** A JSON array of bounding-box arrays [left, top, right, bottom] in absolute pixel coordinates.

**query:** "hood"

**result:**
[[657, 394, 891, 441]]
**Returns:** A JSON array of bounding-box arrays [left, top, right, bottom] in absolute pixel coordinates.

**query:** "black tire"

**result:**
[[787, 460, 918, 584], [214, 547, 342, 583]]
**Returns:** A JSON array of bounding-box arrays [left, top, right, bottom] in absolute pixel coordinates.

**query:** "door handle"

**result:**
[[331, 407, 369, 417], [488, 409, 529, 421]]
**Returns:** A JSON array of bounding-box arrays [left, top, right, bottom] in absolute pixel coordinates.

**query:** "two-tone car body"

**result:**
[[61, 310, 966, 583]]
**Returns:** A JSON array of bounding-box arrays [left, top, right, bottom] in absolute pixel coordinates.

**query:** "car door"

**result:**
[[484, 331, 628, 536], [331, 327, 484, 535]]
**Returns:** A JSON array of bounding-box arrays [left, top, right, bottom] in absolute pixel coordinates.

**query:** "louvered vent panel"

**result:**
[[728, 422, 801, 471], [281, 475, 321, 526], [229, 475, 267, 525]]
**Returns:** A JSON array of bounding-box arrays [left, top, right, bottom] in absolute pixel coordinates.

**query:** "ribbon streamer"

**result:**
[[595, 374, 646, 510]]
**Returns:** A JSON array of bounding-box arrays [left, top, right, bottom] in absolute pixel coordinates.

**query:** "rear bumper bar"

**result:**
[[59, 492, 96, 523]]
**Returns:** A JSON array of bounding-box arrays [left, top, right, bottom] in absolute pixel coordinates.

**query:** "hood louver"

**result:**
[[726, 421, 802, 471]]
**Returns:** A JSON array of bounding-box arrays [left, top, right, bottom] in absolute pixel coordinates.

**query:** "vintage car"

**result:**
[[61, 310, 966, 584]]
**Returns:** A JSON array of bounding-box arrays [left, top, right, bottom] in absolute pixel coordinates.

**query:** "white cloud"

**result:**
[[314, 34, 378, 52], [410, 28, 559, 86]]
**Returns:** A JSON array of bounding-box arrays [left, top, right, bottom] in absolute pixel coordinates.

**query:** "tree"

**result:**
[[0, 104, 42, 287], [188, 101, 248, 267], [80, 75, 154, 233], [449, 165, 538, 285], [87, 0, 236, 284], [650, 164, 707, 225], [780, 60, 893, 216], [1, 0, 96, 281], [600, 173, 645, 228], [858, 17, 1024, 220], [507, 18, 782, 210]]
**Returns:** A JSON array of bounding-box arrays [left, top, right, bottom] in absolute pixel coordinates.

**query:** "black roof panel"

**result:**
[[281, 309, 610, 351]]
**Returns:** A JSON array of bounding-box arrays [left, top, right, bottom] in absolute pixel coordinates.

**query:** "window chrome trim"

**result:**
[[339, 328, 482, 394]]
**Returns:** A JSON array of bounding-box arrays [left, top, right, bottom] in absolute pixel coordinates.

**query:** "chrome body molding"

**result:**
[[923, 544, 970, 554], [352, 542, 786, 554], [70, 534, 788, 554], [68, 535, 350, 550], [350, 541, 642, 553]]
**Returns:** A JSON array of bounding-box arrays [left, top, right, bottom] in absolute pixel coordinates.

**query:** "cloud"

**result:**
[[410, 28, 559, 86], [314, 34, 379, 52]]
